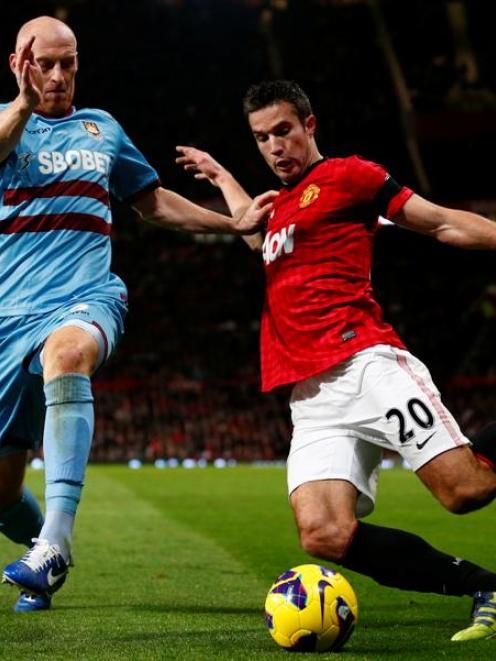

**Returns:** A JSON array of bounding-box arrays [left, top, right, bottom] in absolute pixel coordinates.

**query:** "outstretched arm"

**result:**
[[0, 37, 42, 163], [132, 186, 277, 236], [176, 146, 264, 251], [394, 194, 496, 249]]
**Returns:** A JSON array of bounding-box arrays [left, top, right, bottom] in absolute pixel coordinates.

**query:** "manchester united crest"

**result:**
[[82, 121, 102, 139], [299, 184, 320, 208]]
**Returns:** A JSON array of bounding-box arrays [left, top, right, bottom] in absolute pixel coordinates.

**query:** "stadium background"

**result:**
[[1, 0, 495, 464]]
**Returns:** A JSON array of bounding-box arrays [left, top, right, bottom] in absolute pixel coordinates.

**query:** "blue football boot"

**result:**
[[14, 591, 52, 612], [2, 538, 68, 596]]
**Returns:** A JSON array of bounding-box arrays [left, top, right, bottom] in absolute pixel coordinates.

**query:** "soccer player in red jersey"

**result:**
[[177, 80, 496, 641]]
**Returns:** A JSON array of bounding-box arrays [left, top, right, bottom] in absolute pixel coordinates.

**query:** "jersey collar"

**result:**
[[281, 157, 327, 190], [33, 106, 76, 120]]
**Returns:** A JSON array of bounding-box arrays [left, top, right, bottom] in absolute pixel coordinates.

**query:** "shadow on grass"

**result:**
[[60, 602, 263, 615], [364, 617, 462, 629]]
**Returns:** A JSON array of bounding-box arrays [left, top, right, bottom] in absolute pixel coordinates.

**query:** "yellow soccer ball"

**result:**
[[265, 564, 358, 652]]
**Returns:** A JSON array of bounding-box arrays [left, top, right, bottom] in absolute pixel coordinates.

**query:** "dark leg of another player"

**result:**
[[0, 453, 50, 612], [0, 453, 43, 546]]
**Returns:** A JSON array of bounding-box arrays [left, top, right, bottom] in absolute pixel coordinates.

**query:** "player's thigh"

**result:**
[[0, 451, 28, 510], [287, 434, 382, 517]]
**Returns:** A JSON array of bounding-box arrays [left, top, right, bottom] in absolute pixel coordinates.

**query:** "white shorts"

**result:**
[[287, 344, 470, 517]]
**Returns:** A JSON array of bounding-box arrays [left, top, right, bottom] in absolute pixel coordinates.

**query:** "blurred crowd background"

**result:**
[[1, 0, 495, 463]]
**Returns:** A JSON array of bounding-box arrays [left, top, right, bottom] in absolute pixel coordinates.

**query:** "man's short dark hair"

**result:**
[[242, 80, 313, 123]]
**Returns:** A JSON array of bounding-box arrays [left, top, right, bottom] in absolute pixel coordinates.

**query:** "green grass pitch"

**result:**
[[1, 465, 496, 660]]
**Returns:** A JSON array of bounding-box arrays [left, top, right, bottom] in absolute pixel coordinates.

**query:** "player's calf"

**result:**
[[341, 521, 496, 596]]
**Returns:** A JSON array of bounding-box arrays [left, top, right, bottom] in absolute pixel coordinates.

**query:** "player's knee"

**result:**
[[439, 482, 496, 514], [49, 344, 86, 374], [298, 519, 356, 562], [44, 338, 96, 378]]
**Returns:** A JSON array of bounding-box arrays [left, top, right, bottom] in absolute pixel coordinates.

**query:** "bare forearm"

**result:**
[[0, 97, 33, 163], [396, 195, 496, 250], [215, 171, 264, 251], [435, 209, 496, 250], [214, 170, 252, 215], [135, 187, 250, 234]]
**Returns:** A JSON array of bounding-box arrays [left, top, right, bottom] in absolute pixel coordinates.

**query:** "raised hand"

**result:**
[[175, 146, 225, 187], [14, 37, 42, 110]]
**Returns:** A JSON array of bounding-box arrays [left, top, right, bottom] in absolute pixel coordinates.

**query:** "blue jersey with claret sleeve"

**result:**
[[0, 105, 160, 315]]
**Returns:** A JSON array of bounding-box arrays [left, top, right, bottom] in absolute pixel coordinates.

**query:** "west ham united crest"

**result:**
[[82, 121, 102, 139], [299, 184, 320, 208]]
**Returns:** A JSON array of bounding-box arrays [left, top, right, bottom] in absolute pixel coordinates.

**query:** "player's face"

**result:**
[[248, 101, 318, 184], [19, 34, 78, 117]]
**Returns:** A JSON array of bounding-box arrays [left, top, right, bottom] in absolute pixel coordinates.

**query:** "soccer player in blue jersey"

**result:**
[[0, 15, 272, 613]]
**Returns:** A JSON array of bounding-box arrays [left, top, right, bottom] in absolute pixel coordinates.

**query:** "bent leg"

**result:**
[[416, 445, 496, 513]]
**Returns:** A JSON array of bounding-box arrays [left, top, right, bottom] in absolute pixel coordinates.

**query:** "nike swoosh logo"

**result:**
[[416, 432, 436, 450], [318, 580, 332, 624], [47, 567, 66, 587]]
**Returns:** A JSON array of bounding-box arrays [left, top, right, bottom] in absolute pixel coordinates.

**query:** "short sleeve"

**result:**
[[345, 155, 413, 219], [110, 123, 160, 202]]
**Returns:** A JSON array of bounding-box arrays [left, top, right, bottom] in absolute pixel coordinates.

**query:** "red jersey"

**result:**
[[260, 156, 413, 392]]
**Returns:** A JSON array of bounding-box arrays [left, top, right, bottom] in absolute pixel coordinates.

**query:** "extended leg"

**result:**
[[292, 479, 496, 595]]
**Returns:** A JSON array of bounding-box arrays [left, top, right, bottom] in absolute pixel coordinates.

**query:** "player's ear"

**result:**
[[9, 53, 17, 75], [74, 53, 79, 73], [305, 114, 317, 136]]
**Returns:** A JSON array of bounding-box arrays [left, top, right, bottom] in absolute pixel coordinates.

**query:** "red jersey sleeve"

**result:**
[[345, 155, 414, 220]]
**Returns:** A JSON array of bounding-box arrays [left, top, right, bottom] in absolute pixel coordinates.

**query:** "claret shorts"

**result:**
[[287, 344, 470, 517]]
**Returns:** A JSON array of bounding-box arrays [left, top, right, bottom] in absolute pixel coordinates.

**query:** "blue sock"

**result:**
[[40, 373, 94, 558], [0, 486, 44, 546]]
